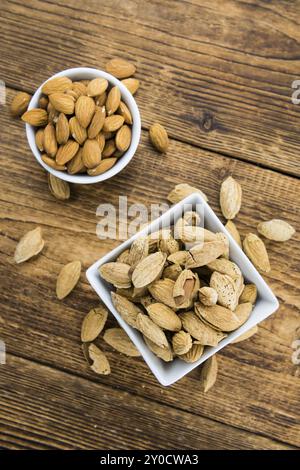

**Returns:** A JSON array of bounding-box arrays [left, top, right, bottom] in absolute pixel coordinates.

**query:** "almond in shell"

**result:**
[[146, 303, 181, 331], [210, 271, 238, 311], [88, 344, 111, 375], [111, 292, 143, 328], [172, 330, 193, 355], [179, 343, 204, 363], [162, 263, 182, 281], [225, 220, 242, 247], [231, 325, 258, 344], [173, 269, 200, 308], [103, 328, 140, 357], [132, 251, 167, 288], [56, 260, 81, 299], [148, 278, 178, 310], [220, 176, 242, 220], [180, 311, 225, 346], [136, 313, 169, 349], [143, 336, 173, 362], [185, 240, 227, 268], [167, 183, 208, 204], [81, 306, 108, 342], [257, 219, 295, 242], [200, 355, 218, 393], [14, 227, 44, 264], [99, 262, 131, 288], [243, 233, 271, 273], [195, 302, 252, 332], [239, 284, 257, 304], [198, 287, 218, 306]]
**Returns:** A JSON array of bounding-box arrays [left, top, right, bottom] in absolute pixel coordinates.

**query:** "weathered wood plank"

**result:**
[[0, 354, 296, 450], [1, 0, 300, 174], [1, 87, 299, 447]]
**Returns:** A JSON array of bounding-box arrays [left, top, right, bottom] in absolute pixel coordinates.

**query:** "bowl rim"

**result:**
[[86, 193, 279, 386], [26, 67, 141, 184]]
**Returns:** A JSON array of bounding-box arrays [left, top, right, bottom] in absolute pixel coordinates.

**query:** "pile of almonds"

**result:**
[[11, 58, 140, 177], [99, 213, 256, 375]]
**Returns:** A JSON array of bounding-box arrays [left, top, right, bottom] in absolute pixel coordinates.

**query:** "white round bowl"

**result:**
[[26, 67, 141, 184]]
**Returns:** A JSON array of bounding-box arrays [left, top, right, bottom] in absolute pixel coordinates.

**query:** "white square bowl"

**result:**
[[86, 193, 279, 386]]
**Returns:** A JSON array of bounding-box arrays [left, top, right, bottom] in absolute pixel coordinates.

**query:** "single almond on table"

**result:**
[[106, 58, 136, 79], [22, 108, 48, 126], [11, 92, 31, 116], [243, 233, 271, 273], [103, 328, 140, 357], [43, 122, 57, 158], [14, 227, 44, 264], [56, 260, 81, 300], [172, 330, 193, 355], [87, 158, 117, 176], [48, 173, 70, 200], [88, 106, 106, 139], [86, 78, 108, 97], [257, 219, 295, 242], [115, 125, 131, 152], [81, 306, 108, 342], [75, 95, 95, 128], [200, 355, 218, 393], [121, 78, 139, 95], [56, 113, 70, 145], [49, 93, 75, 114], [118, 101, 133, 124], [106, 86, 121, 116], [56, 139, 79, 165], [88, 344, 111, 375], [42, 76, 72, 95], [149, 123, 169, 153], [220, 176, 242, 220]]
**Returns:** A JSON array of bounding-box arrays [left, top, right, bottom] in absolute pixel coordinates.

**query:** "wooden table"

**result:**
[[0, 0, 299, 450]]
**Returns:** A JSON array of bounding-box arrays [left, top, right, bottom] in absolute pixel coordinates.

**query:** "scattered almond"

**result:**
[[88, 344, 111, 375], [200, 355, 218, 393], [11, 92, 31, 116], [149, 123, 169, 153], [121, 78, 139, 95], [81, 306, 108, 342], [56, 260, 81, 300], [106, 58, 136, 79], [14, 227, 44, 264], [220, 176, 242, 220], [243, 233, 271, 273], [103, 328, 140, 356], [257, 219, 295, 242]]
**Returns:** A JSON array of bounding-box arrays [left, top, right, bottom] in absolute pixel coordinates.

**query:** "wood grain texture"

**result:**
[[1, 0, 300, 175], [1, 84, 300, 449]]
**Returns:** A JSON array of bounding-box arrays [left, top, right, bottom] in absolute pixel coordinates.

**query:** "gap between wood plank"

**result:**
[[4, 350, 297, 450], [5, 83, 300, 181]]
